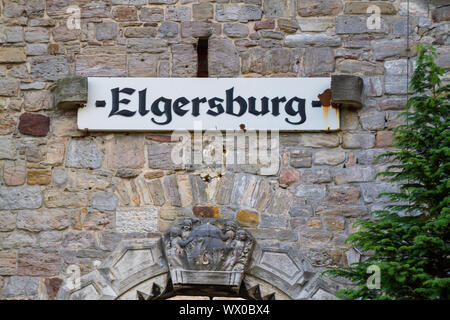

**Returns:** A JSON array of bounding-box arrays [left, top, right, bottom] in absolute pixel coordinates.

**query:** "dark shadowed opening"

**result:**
[[197, 38, 209, 78]]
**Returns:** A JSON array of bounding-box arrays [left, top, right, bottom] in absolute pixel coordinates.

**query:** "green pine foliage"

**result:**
[[325, 45, 450, 300]]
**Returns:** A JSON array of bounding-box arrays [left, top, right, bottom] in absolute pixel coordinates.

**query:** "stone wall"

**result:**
[[0, 0, 449, 299]]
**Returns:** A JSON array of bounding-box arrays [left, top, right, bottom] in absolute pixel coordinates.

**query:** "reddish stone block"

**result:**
[[18, 250, 61, 276], [254, 20, 275, 31], [18, 112, 50, 137], [279, 168, 300, 186], [193, 205, 219, 218]]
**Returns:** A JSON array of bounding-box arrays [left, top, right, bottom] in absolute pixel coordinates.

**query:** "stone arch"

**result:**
[[57, 224, 338, 300]]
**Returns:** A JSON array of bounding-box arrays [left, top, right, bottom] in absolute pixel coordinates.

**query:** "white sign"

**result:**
[[78, 77, 339, 131]]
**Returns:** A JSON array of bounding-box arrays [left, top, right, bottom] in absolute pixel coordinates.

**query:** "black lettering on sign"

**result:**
[[109, 87, 136, 117]]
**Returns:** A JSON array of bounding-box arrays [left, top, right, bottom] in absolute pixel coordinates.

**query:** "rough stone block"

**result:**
[[116, 207, 158, 233], [90, 191, 118, 211], [285, 33, 341, 47], [193, 205, 219, 218], [216, 4, 240, 22], [327, 185, 361, 204], [17, 210, 70, 232], [0, 47, 26, 63], [18, 249, 61, 276], [27, 169, 52, 185], [264, 0, 295, 18], [0, 186, 42, 210], [2, 276, 39, 299], [3, 160, 26, 186], [111, 6, 138, 21], [96, 22, 118, 41], [314, 151, 345, 166], [171, 44, 197, 77], [66, 139, 104, 169], [193, 3, 214, 20], [303, 47, 335, 76], [76, 54, 126, 77], [44, 190, 89, 208], [297, 0, 342, 16], [140, 7, 164, 22], [237, 209, 259, 227], [300, 133, 340, 148], [0, 78, 19, 97], [18, 113, 50, 137], [334, 167, 376, 185], [0, 211, 17, 232], [224, 23, 249, 38], [241, 47, 294, 75], [54, 77, 87, 110], [30, 56, 69, 81], [290, 150, 312, 168], [209, 39, 240, 77], [107, 135, 145, 169], [166, 5, 191, 21], [342, 133, 376, 149]]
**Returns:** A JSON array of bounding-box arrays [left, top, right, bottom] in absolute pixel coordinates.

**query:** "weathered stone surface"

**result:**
[[278, 18, 298, 33], [315, 204, 367, 218], [171, 44, 197, 77], [148, 143, 181, 170], [112, 5, 138, 21], [239, 5, 263, 22], [297, 0, 342, 17], [2, 231, 37, 249], [3, 160, 26, 186], [265, 189, 293, 216], [289, 149, 312, 168], [181, 21, 215, 38], [215, 174, 234, 205], [162, 175, 182, 207], [140, 7, 164, 22], [336, 15, 387, 34], [0, 211, 16, 232], [342, 133, 376, 149], [66, 139, 104, 169], [52, 24, 79, 42], [241, 48, 294, 75], [158, 22, 178, 38], [193, 3, 214, 20], [17, 210, 70, 232], [303, 47, 335, 76], [301, 168, 331, 184], [4, 0, 44, 18], [30, 56, 69, 81], [297, 17, 334, 32], [384, 59, 412, 94], [25, 27, 49, 42], [216, 4, 240, 22], [166, 6, 191, 21], [127, 38, 167, 53], [327, 185, 361, 204], [376, 131, 394, 148], [285, 33, 341, 47], [209, 39, 240, 77], [237, 209, 259, 227], [4, 26, 24, 43], [90, 191, 118, 211], [260, 214, 289, 229], [0, 47, 26, 63], [54, 77, 87, 111], [0, 78, 19, 97], [254, 19, 275, 30], [224, 23, 249, 38], [334, 167, 376, 185], [23, 90, 53, 112], [193, 205, 219, 218], [146, 178, 166, 206], [44, 190, 89, 208], [18, 113, 50, 137], [127, 54, 158, 77], [0, 110, 18, 135], [61, 230, 96, 250], [295, 184, 326, 200], [76, 54, 126, 77], [323, 216, 345, 231], [264, 0, 295, 18], [18, 249, 61, 276], [373, 39, 408, 60], [0, 186, 42, 210], [344, 1, 396, 14], [106, 135, 144, 169], [116, 207, 158, 233], [300, 133, 340, 148], [96, 22, 118, 41], [314, 151, 345, 166], [0, 251, 16, 275], [279, 168, 300, 186], [27, 169, 52, 185], [0, 138, 16, 160], [2, 276, 39, 299]]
